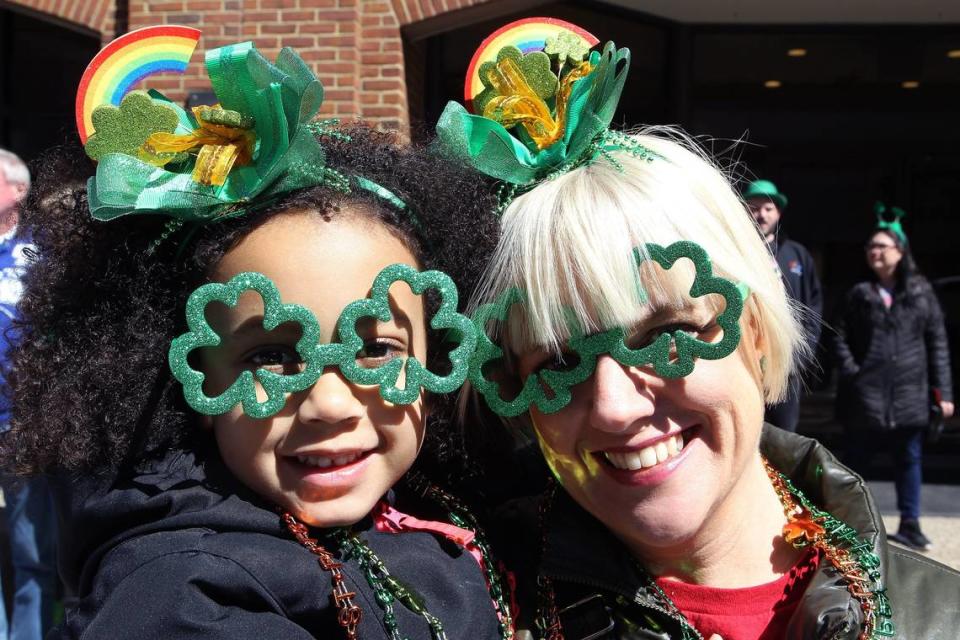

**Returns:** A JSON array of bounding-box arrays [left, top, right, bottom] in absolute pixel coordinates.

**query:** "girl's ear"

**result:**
[[421, 391, 433, 416]]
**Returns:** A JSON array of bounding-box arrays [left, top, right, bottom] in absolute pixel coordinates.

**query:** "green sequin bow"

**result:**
[[436, 40, 646, 199], [86, 42, 344, 223], [168, 265, 476, 419], [874, 201, 908, 246], [469, 241, 746, 418]]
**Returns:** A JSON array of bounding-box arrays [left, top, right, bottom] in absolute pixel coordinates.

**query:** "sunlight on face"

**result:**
[[201, 210, 427, 527], [517, 265, 767, 555]]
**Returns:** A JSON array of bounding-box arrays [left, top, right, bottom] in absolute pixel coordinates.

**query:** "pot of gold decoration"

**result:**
[[435, 17, 631, 188]]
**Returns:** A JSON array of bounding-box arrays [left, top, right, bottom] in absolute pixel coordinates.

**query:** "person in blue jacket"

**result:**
[[744, 179, 823, 432], [0, 147, 57, 640]]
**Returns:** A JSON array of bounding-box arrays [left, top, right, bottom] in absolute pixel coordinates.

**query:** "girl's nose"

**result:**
[[296, 368, 363, 427]]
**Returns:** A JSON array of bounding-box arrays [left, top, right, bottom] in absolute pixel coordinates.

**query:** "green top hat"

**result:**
[[742, 179, 788, 210]]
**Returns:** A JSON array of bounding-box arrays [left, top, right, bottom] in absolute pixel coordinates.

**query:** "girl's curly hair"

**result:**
[[2, 123, 500, 477]]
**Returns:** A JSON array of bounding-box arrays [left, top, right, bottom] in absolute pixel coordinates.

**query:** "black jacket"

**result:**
[[497, 427, 960, 639], [51, 442, 503, 639], [832, 277, 953, 429], [774, 237, 823, 354]]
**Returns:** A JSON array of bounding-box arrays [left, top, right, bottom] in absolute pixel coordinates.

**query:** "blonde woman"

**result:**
[[436, 20, 960, 640]]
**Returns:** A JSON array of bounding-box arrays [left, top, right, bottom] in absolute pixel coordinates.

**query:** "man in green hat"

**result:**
[[744, 179, 822, 432]]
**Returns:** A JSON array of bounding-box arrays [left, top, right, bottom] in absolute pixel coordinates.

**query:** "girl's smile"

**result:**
[[202, 210, 428, 527]]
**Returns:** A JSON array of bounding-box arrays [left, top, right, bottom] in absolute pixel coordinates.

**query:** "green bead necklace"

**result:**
[[535, 461, 896, 640], [283, 477, 515, 640]]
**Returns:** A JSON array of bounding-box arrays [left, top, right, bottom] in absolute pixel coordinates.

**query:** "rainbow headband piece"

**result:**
[[169, 264, 476, 419], [77, 27, 405, 238], [467, 241, 746, 417], [436, 18, 656, 210], [874, 201, 908, 246], [76, 25, 202, 145]]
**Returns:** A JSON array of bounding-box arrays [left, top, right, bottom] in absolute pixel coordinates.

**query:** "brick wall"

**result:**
[[6, 0, 492, 133], [7, 0, 116, 37]]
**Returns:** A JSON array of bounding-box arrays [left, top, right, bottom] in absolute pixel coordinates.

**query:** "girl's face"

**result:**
[[517, 300, 767, 556], [201, 210, 427, 527], [865, 231, 902, 278]]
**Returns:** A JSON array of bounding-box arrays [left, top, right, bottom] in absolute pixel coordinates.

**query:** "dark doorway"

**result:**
[[412, 0, 960, 337], [0, 5, 100, 161]]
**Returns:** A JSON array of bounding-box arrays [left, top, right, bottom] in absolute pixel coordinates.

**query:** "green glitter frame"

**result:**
[[469, 288, 600, 418], [469, 241, 746, 418], [168, 272, 342, 419], [336, 264, 477, 405], [169, 265, 477, 419]]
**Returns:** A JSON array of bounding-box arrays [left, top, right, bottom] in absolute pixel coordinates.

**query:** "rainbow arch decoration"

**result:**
[[75, 25, 202, 144], [464, 17, 599, 112]]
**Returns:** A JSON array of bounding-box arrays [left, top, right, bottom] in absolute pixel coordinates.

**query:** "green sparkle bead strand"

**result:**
[[337, 531, 448, 640], [772, 471, 894, 639], [433, 498, 515, 639]]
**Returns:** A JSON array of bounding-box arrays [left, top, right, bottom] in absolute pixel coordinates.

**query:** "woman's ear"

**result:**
[[739, 299, 767, 389], [746, 298, 768, 356]]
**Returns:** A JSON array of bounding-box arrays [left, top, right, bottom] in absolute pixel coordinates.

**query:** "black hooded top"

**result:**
[[51, 437, 504, 639]]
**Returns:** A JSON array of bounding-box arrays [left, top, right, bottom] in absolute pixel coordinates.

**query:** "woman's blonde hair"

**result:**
[[471, 126, 809, 403]]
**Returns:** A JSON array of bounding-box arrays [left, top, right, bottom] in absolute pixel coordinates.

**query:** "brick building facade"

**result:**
[[3, 0, 506, 133]]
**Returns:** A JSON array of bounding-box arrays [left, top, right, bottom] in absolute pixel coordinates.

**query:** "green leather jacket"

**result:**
[[502, 426, 960, 639]]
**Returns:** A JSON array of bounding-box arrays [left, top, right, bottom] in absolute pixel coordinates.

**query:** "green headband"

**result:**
[[874, 201, 908, 245], [169, 264, 474, 418]]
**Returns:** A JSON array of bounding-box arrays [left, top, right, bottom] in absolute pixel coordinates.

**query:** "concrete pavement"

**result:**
[[869, 481, 960, 570]]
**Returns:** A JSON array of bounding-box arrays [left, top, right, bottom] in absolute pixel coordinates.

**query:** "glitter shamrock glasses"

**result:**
[[169, 242, 744, 420], [468, 241, 747, 418], [169, 264, 476, 419]]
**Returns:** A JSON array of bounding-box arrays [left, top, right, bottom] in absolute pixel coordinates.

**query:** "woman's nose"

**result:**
[[588, 355, 657, 433]]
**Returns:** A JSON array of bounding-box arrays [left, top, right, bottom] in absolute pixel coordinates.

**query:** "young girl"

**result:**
[[2, 39, 510, 639]]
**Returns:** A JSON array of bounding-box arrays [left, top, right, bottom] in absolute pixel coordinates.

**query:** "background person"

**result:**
[[743, 179, 822, 432], [0, 147, 57, 640], [831, 205, 954, 552]]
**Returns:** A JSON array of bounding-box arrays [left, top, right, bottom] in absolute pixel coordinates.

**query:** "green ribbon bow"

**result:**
[[874, 201, 908, 245], [88, 43, 339, 222], [435, 42, 631, 187]]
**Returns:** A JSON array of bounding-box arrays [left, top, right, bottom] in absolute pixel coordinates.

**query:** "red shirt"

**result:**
[[654, 549, 820, 640]]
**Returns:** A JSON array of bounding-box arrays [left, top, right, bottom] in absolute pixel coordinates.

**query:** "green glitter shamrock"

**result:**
[[606, 241, 744, 377], [168, 272, 345, 419], [473, 46, 559, 116], [470, 241, 746, 418], [336, 264, 477, 405], [468, 289, 600, 418], [544, 31, 591, 69], [84, 90, 185, 164]]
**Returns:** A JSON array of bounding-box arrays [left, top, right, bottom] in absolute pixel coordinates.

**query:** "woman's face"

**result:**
[[201, 211, 427, 527], [865, 231, 902, 278], [518, 298, 767, 555]]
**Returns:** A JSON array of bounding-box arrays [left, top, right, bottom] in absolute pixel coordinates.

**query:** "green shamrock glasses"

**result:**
[[468, 241, 746, 417], [168, 265, 475, 419], [169, 242, 745, 420]]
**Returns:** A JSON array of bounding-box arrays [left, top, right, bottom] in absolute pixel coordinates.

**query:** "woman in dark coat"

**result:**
[[832, 212, 954, 551]]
